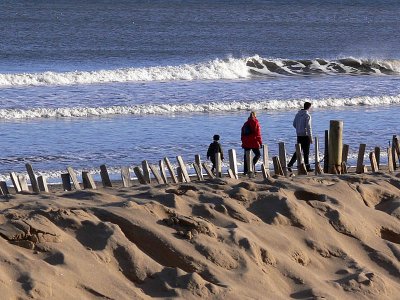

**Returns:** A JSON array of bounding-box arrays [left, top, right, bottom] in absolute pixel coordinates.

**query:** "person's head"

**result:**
[[213, 134, 220, 141], [304, 102, 312, 110], [249, 111, 257, 119]]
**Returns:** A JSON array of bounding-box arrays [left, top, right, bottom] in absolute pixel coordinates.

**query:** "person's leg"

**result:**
[[243, 149, 248, 174], [299, 136, 311, 170], [287, 152, 297, 168], [211, 157, 216, 172], [252, 148, 261, 171]]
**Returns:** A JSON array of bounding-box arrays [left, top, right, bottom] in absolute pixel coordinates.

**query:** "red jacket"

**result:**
[[241, 116, 262, 149]]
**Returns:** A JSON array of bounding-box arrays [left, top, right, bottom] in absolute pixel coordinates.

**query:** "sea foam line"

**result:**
[[1, 95, 400, 120]]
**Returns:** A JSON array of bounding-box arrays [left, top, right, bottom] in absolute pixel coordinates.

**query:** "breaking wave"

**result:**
[[1, 56, 399, 87], [1, 95, 400, 120]]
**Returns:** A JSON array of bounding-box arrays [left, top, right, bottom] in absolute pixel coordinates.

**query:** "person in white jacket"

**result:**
[[287, 102, 313, 172]]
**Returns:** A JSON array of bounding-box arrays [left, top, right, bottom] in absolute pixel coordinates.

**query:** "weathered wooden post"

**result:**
[[393, 135, 400, 169], [245, 150, 253, 176], [25, 163, 40, 193], [141, 160, 151, 184], [10, 172, 22, 194], [164, 157, 178, 183], [37, 176, 49, 193], [314, 137, 323, 175], [263, 144, 269, 175], [193, 163, 204, 180], [228, 149, 238, 179], [388, 147, 394, 173], [176, 156, 191, 182], [149, 164, 164, 184], [215, 152, 222, 178], [0, 181, 9, 195], [278, 142, 287, 176], [159, 160, 169, 183], [82, 171, 96, 189], [324, 130, 329, 173], [202, 162, 216, 179], [120, 167, 132, 187], [369, 152, 378, 173], [67, 167, 82, 190], [133, 166, 147, 184], [194, 154, 203, 178], [374, 147, 380, 169], [177, 167, 185, 183], [272, 157, 284, 176], [18, 175, 29, 192], [356, 144, 366, 174], [328, 120, 343, 174], [61, 173, 72, 191], [295, 144, 307, 175], [100, 164, 112, 187]]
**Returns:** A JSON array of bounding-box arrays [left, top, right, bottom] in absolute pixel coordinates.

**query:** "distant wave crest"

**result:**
[[1, 95, 400, 120], [1, 56, 399, 87]]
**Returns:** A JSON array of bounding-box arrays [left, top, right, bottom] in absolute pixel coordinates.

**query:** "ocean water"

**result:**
[[1, 0, 400, 182]]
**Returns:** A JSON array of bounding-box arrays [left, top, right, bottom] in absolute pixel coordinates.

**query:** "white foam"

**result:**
[[1, 94, 399, 120]]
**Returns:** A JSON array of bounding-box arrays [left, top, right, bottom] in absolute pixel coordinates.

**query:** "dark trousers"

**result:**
[[288, 136, 311, 169], [243, 148, 261, 174]]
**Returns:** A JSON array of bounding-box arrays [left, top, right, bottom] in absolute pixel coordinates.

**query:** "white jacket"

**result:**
[[293, 109, 312, 137]]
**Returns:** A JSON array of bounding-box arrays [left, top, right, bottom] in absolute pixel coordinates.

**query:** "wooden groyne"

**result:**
[[0, 124, 399, 196]]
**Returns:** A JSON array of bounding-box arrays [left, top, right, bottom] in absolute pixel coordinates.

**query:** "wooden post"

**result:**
[[393, 135, 399, 169], [278, 142, 287, 176], [61, 173, 72, 191], [193, 163, 204, 181], [388, 147, 394, 173], [342, 144, 349, 165], [215, 152, 222, 178], [272, 156, 284, 176], [328, 120, 343, 174], [245, 150, 253, 175], [176, 156, 191, 182], [18, 175, 29, 192], [228, 149, 238, 179], [133, 167, 147, 184], [394, 136, 400, 159], [202, 162, 216, 179], [374, 147, 380, 169], [295, 143, 307, 175], [120, 167, 132, 187], [82, 171, 96, 189], [164, 157, 178, 184], [356, 144, 366, 174], [141, 160, 151, 184], [261, 163, 270, 180], [262, 144, 269, 174], [37, 176, 49, 193], [25, 163, 40, 193], [100, 164, 112, 187], [0, 181, 9, 195], [149, 164, 164, 184], [314, 137, 323, 175], [159, 160, 168, 184], [194, 155, 203, 178], [67, 167, 82, 190], [177, 167, 184, 183], [10, 172, 22, 194], [324, 130, 329, 173], [369, 152, 378, 173]]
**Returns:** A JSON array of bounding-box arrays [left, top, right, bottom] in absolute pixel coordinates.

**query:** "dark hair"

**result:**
[[304, 102, 312, 110], [213, 134, 220, 141]]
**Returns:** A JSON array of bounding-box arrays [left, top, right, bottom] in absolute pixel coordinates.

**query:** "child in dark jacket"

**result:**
[[207, 135, 224, 172]]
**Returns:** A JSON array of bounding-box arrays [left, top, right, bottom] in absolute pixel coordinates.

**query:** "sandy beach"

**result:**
[[0, 171, 399, 299]]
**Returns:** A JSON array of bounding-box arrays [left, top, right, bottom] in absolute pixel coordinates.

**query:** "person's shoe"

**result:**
[[287, 166, 292, 173]]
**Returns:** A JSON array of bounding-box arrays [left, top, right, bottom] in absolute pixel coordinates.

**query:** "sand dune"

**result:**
[[0, 172, 399, 299]]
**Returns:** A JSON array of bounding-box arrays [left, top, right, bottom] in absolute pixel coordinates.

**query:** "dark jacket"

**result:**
[[207, 141, 224, 161], [241, 116, 262, 149]]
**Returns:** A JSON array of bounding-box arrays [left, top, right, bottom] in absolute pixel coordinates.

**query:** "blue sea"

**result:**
[[1, 0, 400, 182]]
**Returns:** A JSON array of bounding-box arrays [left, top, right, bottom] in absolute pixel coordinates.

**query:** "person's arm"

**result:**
[[306, 114, 313, 143], [256, 123, 262, 147], [207, 144, 211, 159]]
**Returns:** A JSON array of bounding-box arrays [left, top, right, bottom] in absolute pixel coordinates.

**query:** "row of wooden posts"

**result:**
[[0, 122, 399, 196]]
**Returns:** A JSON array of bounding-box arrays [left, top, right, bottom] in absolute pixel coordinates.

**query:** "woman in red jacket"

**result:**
[[241, 111, 263, 174]]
